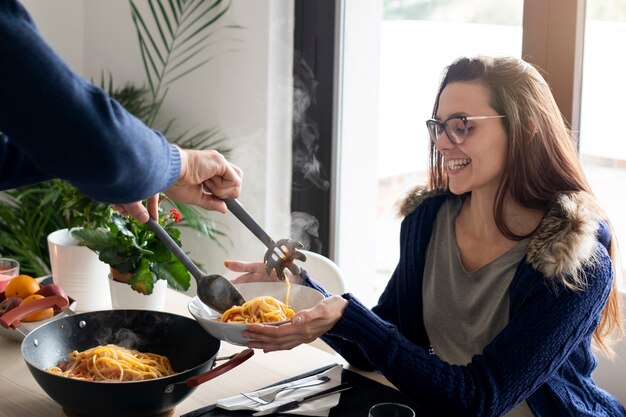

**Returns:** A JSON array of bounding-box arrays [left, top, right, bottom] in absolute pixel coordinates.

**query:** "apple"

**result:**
[[36, 283, 69, 304], [0, 296, 22, 315]]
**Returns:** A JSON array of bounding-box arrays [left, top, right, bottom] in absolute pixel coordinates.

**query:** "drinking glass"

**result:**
[[368, 402, 415, 417], [0, 258, 20, 292]]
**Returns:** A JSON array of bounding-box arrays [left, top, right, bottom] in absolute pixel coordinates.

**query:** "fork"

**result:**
[[240, 375, 330, 405]]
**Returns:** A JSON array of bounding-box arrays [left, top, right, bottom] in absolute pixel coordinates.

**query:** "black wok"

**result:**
[[0, 295, 253, 417]]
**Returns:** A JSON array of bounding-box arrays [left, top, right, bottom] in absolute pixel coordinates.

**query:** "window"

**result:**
[[580, 0, 626, 289]]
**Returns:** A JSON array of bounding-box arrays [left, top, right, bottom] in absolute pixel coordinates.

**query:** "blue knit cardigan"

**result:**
[[305, 190, 626, 417], [0, 0, 179, 203]]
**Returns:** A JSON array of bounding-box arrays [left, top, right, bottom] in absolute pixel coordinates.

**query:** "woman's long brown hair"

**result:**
[[428, 56, 623, 356]]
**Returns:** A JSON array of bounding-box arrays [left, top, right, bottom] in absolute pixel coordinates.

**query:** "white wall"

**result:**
[[21, 0, 294, 289], [20, 0, 85, 71]]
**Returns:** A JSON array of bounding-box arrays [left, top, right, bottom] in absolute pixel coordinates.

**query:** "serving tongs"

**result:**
[[224, 198, 306, 281], [146, 218, 245, 314]]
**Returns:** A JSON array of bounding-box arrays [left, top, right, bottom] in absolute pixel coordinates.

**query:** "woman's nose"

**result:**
[[434, 130, 456, 151]]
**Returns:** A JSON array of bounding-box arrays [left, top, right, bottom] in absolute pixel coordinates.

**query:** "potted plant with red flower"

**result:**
[[71, 199, 192, 305]]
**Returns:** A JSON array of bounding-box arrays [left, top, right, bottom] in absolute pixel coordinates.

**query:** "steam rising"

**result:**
[[292, 54, 330, 191], [90, 310, 173, 349], [291, 211, 322, 252]]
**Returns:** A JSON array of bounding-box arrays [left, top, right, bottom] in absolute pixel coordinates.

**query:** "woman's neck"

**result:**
[[459, 191, 544, 242], [454, 191, 545, 272]]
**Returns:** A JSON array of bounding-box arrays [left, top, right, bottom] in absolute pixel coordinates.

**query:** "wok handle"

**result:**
[[0, 295, 69, 329], [184, 348, 254, 388]]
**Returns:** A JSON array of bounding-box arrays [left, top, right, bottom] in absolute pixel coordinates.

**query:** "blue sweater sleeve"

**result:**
[[0, 0, 180, 203]]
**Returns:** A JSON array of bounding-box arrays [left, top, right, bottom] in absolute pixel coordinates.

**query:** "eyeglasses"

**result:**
[[425, 115, 507, 145]]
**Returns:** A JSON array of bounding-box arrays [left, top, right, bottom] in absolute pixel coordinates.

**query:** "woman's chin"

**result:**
[[447, 182, 469, 196]]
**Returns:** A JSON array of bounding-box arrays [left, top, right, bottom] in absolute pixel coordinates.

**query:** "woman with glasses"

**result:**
[[226, 56, 625, 417]]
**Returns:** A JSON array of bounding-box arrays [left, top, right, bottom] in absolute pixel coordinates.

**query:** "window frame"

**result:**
[[522, 0, 586, 144], [291, 0, 339, 258]]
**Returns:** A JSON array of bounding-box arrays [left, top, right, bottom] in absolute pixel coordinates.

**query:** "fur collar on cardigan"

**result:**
[[397, 187, 605, 285]]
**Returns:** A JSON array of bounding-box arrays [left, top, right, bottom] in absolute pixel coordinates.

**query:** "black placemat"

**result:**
[[181, 365, 431, 417]]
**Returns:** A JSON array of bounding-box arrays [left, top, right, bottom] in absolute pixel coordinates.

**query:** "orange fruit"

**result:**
[[4, 274, 40, 299], [21, 294, 54, 322]]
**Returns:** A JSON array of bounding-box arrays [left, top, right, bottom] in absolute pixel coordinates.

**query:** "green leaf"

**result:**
[[72, 228, 118, 251], [129, 258, 156, 295], [129, 0, 233, 105], [151, 0, 174, 42], [167, 0, 180, 24], [150, 258, 190, 291], [99, 247, 137, 274]]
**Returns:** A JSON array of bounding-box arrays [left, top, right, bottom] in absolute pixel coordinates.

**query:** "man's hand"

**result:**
[[114, 148, 242, 223], [114, 195, 158, 223], [165, 148, 242, 213]]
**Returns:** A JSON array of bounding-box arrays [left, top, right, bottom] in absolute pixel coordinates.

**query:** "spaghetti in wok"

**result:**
[[47, 344, 175, 381]]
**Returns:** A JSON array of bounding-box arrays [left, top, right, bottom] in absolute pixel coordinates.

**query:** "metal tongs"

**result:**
[[224, 198, 306, 280]]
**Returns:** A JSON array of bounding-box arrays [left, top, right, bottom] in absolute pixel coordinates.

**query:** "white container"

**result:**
[[109, 275, 167, 311], [47, 228, 112, 312]]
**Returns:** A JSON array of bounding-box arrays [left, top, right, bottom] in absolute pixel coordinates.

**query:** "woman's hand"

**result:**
[[225, 259, 303, 284], [243, 295, 348, 352], [224, 260, 277, 283]]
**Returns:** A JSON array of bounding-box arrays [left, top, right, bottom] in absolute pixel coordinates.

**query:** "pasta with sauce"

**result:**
[[218, 295, 295, 323], [47, 344, 175, 381], [218, 277, 295, 323]]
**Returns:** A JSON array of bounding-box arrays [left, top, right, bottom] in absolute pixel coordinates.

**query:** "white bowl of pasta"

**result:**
[[188, 282, 325, 345]]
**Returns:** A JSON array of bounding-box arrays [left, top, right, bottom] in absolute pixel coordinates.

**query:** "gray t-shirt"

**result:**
[[423, 197, 534, 417]]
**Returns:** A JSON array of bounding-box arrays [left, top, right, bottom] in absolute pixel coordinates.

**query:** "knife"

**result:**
[[253, 383, 353, 416]]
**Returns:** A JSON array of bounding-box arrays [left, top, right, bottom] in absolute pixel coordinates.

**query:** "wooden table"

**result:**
[[0, 289, 391, 417]]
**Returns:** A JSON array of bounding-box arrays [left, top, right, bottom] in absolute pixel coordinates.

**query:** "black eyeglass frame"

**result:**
[[425, 115, 507, 145]]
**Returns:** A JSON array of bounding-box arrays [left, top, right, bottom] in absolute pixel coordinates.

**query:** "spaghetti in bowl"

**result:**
[[188, 282, 324, 345]]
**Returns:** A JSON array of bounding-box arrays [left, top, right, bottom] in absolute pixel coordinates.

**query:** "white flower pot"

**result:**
[[47, 228, 112, 312], [108, 275, 167, 311]]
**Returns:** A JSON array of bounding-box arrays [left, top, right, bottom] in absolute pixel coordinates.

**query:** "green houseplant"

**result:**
[[72, 200, 190, 295], [0, 180, 112, 276]]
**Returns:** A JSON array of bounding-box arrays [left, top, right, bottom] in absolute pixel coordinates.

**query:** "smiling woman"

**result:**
[[223, 55, 625, 417]]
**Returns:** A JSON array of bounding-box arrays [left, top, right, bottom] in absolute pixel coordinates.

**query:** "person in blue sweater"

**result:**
[[0, 0, 242, 222], [226, 56, 626, 416]]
